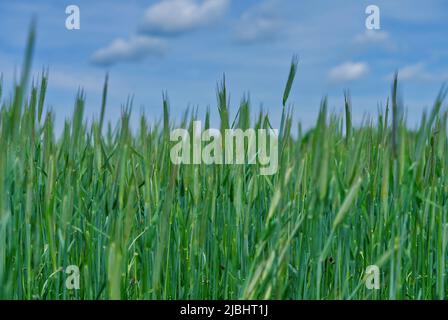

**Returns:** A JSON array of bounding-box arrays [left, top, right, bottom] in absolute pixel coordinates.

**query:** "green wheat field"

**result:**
[[0, 28, 447, 300]]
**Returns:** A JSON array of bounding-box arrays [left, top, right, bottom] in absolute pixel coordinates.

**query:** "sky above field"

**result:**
[[0, 0, 448, 131]]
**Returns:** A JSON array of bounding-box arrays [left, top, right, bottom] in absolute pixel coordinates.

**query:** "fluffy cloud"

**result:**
[[398, 63, 427, 80], [234, 1, 282, 44], [91, 36, 166, 66], [328, 62, 369, 82], [392, 63, 448, 82], [91, 0, 228, 66], [139, 0, 229, 35]]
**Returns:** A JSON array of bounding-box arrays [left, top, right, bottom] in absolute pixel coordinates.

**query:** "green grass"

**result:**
[[0, 28, 447, 300]]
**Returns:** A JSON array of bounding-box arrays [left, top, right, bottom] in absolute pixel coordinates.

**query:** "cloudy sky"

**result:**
[[0, 0, 447, 131]]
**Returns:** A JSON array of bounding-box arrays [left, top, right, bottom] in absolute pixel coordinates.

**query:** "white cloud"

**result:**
[[354, 30, 389, 44], [391, 62, 448, 82], [398, 63, 427, 80], [91, 0, 229, 66], [91, 36, 166, 66], [140, 0, 229, 35], [234, 1, 282, 44], [328, 62, 369, 82]]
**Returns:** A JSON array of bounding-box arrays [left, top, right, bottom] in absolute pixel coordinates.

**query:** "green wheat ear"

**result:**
[[0, 74, 3, 101], [0, 21, 447, 300], [20, 19, 36, 93], [99, 73, 108, 132], [282, 54, 299, 108], [280, 55, 298, 145]]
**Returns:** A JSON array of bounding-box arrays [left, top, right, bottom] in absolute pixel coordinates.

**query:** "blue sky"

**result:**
[[1, 0, 447, 131]]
